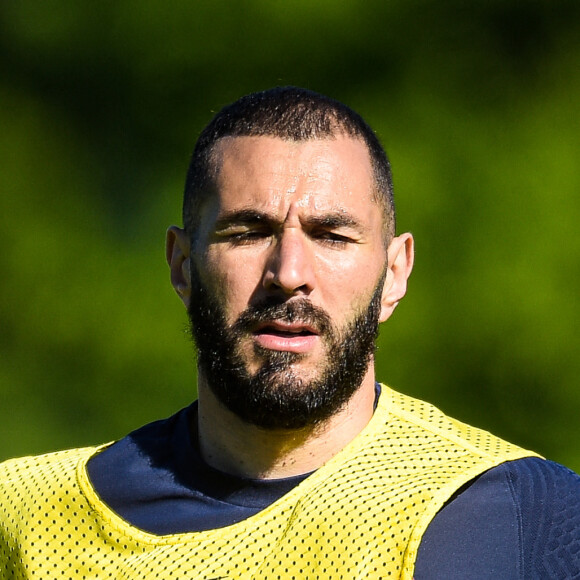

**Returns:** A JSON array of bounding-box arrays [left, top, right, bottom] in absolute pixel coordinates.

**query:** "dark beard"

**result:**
[[187, 273, 384, 430]]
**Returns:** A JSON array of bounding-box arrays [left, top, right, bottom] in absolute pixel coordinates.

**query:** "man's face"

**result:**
[[188, 135, 392, 429]]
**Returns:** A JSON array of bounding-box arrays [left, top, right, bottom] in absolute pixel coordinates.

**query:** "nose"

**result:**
[[262, 229, 315, 296]]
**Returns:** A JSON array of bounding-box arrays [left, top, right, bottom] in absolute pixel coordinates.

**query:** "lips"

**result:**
[[254, 320, 318, 336], [253, 320, 320, 352]]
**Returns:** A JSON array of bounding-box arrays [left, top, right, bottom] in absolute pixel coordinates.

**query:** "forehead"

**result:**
[[208, 135, 377, 217]]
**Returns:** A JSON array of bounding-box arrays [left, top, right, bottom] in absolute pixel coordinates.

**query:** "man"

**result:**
[[1, 87, 579, 579]]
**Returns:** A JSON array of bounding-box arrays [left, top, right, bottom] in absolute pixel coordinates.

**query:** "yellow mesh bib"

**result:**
[[1, 385, 537, 579]]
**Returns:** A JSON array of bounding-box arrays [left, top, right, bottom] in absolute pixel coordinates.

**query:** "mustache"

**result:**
[[232, 298, 333, 336]]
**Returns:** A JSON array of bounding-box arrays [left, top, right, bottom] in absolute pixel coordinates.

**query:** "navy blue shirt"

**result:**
[[88, 402, 580, 579]]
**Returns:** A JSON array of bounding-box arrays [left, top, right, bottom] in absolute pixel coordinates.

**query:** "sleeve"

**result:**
[[413, 457, 580, 580]]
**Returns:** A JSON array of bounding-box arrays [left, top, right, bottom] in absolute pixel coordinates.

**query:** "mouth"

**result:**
[[252, 321, 319, 352], [254, 320, 318, 336]]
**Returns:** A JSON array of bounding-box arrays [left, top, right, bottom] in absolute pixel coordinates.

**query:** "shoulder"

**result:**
[[415, 457, 580, 580], [0, 447, 101, 537], [459, 456, 580, 509], [0, 446, 100, 485], [0, 447, 102, 505], [501, 454, 580, 491], [380, 384, 537, 461], [504, 457, 580, 578]]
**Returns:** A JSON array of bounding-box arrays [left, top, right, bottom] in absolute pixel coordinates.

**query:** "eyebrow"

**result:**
[[302, 214, 363, 231], [214, 208, 365, 232], [214, 209, 273, 230]]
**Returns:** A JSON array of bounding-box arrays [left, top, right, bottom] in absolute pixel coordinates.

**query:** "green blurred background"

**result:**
[[1, 1, 579, 470]]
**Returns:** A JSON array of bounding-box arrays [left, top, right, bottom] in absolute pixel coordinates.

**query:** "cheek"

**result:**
[[198, 253, 261, 321], [322, 261, 386, 318], [318, 255, 381, 298]]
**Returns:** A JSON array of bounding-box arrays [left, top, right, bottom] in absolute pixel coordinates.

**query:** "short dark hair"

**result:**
[[183, 86, 395, 240]]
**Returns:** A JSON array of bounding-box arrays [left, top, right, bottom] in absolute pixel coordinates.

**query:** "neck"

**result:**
[[195, 370, 377, 479]]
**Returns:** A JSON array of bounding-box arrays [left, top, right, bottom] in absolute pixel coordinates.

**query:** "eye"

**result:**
[[225, 229, 271, 245], [314, 231, 352, 247]]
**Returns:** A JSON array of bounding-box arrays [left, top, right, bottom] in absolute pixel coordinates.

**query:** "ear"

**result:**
[[166, 226, 192, 308], [379, 233, 414, 323]]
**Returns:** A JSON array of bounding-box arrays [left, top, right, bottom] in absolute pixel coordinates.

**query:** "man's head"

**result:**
[[167, 88, 413, 431], [183, 86, 396, 244]]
